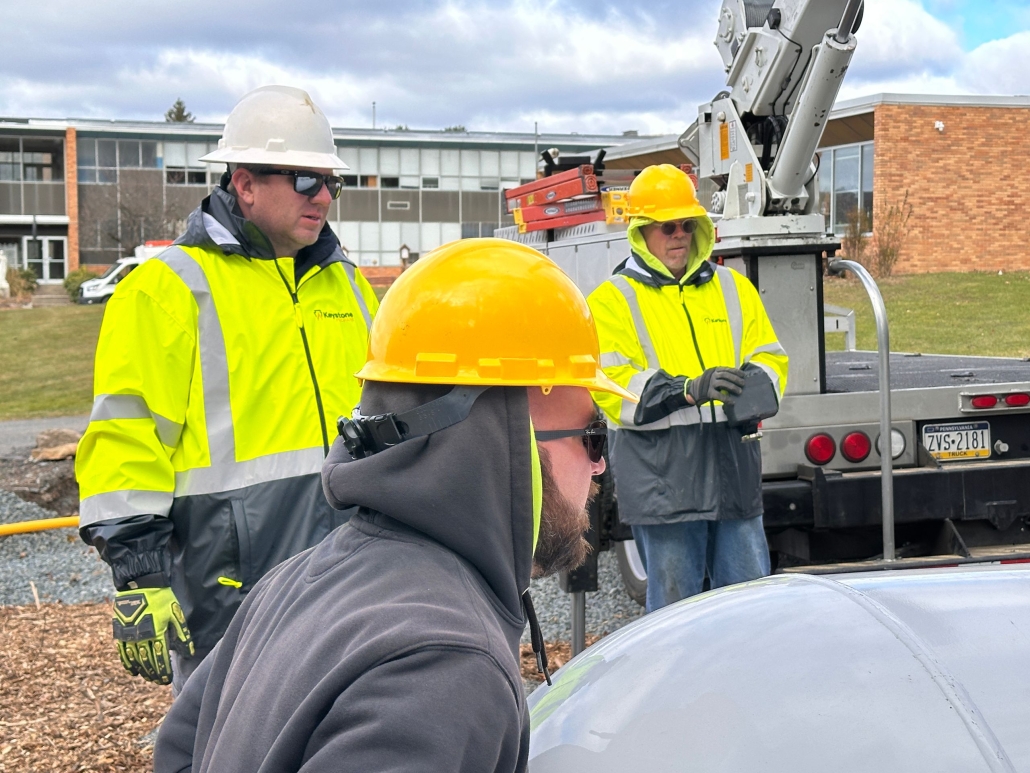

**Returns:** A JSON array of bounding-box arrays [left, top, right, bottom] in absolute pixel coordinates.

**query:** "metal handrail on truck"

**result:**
[[828, 259, 895, 561]]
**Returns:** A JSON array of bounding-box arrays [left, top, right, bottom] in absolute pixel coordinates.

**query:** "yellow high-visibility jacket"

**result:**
[[75, 188, 379, 656], [588, 216, 787, 524]]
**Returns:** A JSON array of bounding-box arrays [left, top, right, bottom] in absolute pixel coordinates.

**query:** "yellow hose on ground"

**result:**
[[0, 516, 80, 537]]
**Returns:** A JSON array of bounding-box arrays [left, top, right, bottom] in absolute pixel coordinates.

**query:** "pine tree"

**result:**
[[165, 99, 195, 123]]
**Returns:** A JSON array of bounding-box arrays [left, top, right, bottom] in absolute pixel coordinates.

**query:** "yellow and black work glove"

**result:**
[[685, 367, 746, 406], [112, 587, 194, 685]]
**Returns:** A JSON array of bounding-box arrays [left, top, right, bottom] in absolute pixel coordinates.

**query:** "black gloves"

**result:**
[[684, 367, 746, 406]]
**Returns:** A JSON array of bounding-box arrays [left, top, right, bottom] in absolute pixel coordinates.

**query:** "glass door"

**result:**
[[21, 236, 67, 282]]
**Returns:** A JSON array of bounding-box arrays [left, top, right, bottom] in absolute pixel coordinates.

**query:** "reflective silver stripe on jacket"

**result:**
[[342, 261, 372, 330], [159, 247, 332, 500], [623, 403, 728, 432], [161, 247, 236, 469], [622, 368, 658, 426], [600, 351, 634, 369], [90, 393, 183, 448], [609, 275, 657, 369], [174, 446, 325, 498], [715, 265, 743, 367], [79, 489, 174, 527]]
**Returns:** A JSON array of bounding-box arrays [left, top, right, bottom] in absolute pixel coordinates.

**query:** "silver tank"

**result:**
[[528, 567, 1030, 772]]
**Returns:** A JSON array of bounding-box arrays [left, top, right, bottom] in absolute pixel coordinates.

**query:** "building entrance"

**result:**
[[21, 236, 67, 283]]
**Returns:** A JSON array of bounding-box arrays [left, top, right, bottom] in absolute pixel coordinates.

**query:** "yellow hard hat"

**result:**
[[627, 164, 707, 222], [358, 238, 637, 402]]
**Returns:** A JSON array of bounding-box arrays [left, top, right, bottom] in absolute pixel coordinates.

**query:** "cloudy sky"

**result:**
[[2, 0, 1027, 136]]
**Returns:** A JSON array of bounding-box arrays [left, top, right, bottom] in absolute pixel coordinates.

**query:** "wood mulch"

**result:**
[[0, 601, 590, 770], [0, 603, 171, 772]]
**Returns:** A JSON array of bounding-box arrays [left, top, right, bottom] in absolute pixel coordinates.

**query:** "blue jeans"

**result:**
[[631, 516, 771, 612]]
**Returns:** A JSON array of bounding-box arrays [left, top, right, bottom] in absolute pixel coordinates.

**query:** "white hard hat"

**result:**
[[199, 85, 348, 171]]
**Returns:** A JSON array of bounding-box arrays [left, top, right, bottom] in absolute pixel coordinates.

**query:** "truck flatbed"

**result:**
[[825, 351, 1030, 393]]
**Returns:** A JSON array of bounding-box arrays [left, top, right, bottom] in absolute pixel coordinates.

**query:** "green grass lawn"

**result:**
[[0, 271, 1026, 422], [0, 305, 104, 421], [823, 271, 1030, 359]]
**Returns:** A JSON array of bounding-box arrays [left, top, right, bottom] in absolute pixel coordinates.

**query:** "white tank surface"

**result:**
[[528, 566, 1030, 772]]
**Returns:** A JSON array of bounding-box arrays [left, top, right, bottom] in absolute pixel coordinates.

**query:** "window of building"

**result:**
[[342, 175, 359, 187], [815, 141, 874, 235], [0, 138, 20, 181], [421, 176, 439, 189], [381, 177, 400, 188], [164, 141, 215, 186], [360, 175, 377, 188]]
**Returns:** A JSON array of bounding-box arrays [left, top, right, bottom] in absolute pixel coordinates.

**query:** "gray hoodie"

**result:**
[[154, 382, 536, 772]]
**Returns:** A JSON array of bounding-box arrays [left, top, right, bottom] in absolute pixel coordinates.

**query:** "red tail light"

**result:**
[[970, 395, 998, 409], [1005, 393, 1030, 407], [805, 433, 836, 465], [841, 431, 872, 462]]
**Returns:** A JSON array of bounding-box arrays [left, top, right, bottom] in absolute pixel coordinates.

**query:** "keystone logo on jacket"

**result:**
[[314, 310, 354, 321]]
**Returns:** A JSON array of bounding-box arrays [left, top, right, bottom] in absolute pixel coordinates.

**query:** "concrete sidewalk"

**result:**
[[0, 416, 89, 458]]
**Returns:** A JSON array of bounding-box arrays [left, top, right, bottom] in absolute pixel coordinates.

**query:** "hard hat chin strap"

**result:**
[[337, 385, 490, 459]]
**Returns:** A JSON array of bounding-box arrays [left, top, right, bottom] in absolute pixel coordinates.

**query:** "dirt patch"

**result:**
[[0, 603, 172, 772], [0, 457, 79, 515]]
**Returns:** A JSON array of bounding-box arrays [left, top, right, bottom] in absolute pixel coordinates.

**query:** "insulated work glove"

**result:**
[[112, 586, 194, 685], [685, 367, 746, 406]]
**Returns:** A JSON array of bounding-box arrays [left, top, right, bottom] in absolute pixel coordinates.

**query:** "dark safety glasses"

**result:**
[[659, 219, 697, 237], [256, 169, 344, 200], [535, 419, 608, 463]]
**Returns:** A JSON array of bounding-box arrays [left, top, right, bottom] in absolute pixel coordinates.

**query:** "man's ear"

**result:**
[[231, 168, 257, 207]]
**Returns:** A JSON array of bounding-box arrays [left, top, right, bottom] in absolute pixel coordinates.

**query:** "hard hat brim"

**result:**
[[198, 147, 349, 172], [629, 203, 709, 223], [356, 363, 639, 404]]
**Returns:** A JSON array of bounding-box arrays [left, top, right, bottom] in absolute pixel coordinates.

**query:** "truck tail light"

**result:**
[[841, 431, 872, 462], [970, 395, 998, 409], [1005, 393, 1030, 407], [805, 433, 836, 465]]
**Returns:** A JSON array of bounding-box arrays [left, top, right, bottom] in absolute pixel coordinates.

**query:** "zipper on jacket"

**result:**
[[679, 286, 718, 424], [273, 260, 330, 455]]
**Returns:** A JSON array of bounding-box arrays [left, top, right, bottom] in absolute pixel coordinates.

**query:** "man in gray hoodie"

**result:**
[[153, 238, 637, 772]]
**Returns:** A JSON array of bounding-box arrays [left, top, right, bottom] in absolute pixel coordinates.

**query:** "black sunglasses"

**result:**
[[255, 169, 343, 200], [659, 219, 697, 236], [535, 419, 608, 463]]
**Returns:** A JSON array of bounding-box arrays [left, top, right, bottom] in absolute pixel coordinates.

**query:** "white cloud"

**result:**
[[0, 0, 1027, 135]]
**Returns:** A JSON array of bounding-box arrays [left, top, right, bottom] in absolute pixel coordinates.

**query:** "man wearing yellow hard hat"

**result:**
[[589, 164, 788, 612], [153, 239, 637, 772]]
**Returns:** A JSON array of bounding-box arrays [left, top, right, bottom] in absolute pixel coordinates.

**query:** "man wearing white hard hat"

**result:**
[[75, 86, 380, 691]]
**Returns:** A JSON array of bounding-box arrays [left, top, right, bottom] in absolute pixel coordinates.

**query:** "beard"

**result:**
[[532, 446, 599, 578]]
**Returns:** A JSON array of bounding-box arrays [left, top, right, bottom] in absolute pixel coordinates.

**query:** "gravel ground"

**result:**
[[522, 549, 644, 643], [0, 489, 111, 607]]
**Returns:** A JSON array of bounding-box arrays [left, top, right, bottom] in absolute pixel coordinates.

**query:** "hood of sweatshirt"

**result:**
[[321, 382, 537, 621], [620, 212, 716, 288], [175, 184, 351, 276]]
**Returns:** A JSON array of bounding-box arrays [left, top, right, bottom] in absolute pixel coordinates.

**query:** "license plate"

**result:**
[[922, 421, 991, 461]]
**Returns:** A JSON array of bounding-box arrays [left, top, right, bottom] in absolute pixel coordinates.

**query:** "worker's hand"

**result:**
[[112, 586, 194, 684], [684, 367, 746, 406]]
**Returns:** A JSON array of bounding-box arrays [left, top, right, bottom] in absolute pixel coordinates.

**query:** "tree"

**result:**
[[841, 206, 872, 271], [872, 190, 913, 278], [165, 98, 195, 123], [443, 125, 467, 133]]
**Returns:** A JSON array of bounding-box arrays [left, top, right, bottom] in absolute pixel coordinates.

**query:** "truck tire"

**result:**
[[616, 538, 647, 607]]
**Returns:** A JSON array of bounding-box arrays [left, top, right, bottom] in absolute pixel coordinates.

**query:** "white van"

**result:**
[[77, 241, 173, 304]]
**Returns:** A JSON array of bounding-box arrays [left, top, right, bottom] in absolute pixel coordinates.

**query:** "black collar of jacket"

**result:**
[[613, 251, 715, 288], [176, 185, 351, 272]]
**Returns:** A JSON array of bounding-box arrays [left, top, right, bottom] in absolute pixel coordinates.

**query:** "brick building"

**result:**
[[0, 118, 633, 282], [606, 93, 1030, 275]]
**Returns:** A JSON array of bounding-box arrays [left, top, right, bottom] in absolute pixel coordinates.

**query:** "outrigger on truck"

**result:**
[[497, 0, 1030, 647]]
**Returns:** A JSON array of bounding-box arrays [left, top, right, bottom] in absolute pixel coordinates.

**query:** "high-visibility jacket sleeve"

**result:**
[[733, 272, 789, 397], [75, 264, 196, 585], [587, 281, 657, 427]]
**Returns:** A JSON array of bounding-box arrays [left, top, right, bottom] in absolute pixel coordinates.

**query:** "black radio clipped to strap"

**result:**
[[337, 385, 489, 459]]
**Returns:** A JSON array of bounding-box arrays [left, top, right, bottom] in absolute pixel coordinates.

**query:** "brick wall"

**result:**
[[874, 103, 1030, 273], [64, 127, 79, 271], [357, 265, 402, 287]]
